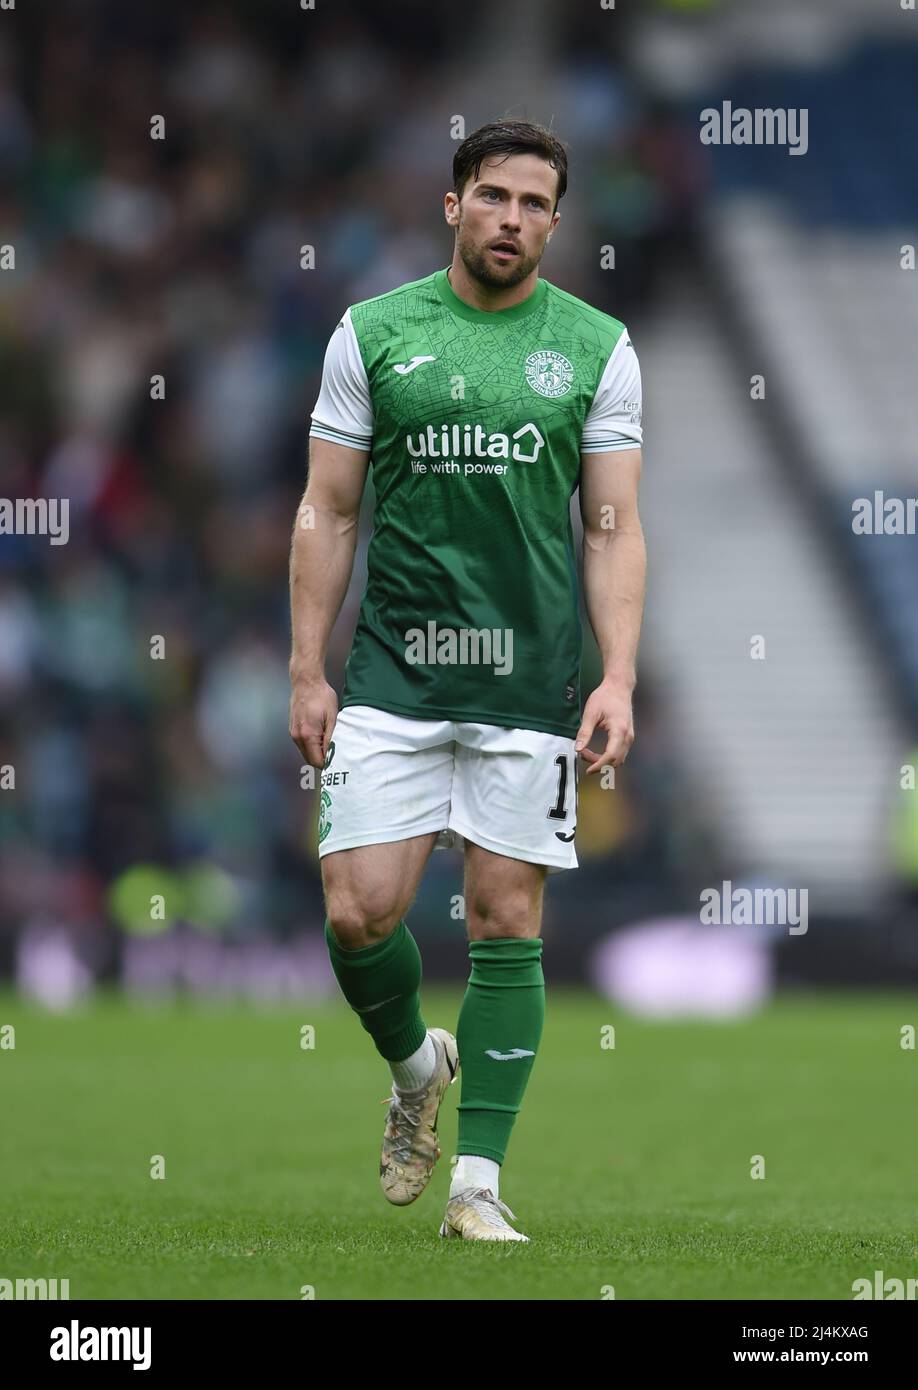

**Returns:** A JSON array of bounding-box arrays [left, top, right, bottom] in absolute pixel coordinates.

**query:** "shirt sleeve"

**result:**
[[580, 330, 643, 453], [309, 307, 374, 449]]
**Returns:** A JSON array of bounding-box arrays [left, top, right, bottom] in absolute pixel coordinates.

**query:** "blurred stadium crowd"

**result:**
[[3, 0, 915, 1000], [0, 2, 704, 991]]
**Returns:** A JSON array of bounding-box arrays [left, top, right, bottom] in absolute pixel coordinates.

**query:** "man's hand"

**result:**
[[574, 678, 634, 775], [289, 675, 338, 768]]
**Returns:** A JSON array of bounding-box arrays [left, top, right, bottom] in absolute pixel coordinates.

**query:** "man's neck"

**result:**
[[447, 260, 540, 313]]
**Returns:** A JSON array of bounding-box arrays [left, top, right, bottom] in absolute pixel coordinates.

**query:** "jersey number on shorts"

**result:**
[[548, 754, 577, 842], [548, 753, 569, 820]]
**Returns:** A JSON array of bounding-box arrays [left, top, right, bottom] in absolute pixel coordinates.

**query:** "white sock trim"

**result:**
[[390, 1031, 437, 1091], [451, 1154, 500, 1201]]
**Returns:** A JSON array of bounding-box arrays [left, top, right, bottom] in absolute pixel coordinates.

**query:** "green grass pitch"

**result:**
[[1, 989, 916, 1300]]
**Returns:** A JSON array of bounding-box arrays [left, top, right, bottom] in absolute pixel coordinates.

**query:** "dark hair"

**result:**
[[453, 119, 568, 213]]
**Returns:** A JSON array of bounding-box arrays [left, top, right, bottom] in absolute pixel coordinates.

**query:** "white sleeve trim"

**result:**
[[309, 307, 374, 447], [580, 330, 643, 454]]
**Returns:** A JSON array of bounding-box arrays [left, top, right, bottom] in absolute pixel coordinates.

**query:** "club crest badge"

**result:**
[[525, 349, 574, 398]]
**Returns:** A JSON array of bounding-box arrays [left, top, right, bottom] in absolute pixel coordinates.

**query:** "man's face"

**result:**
[[447, 152, 561, 290]]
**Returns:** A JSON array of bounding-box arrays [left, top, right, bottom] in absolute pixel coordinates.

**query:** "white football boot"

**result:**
[[438, 1186, 530, 1242], [379, 1028, 459, 1205]]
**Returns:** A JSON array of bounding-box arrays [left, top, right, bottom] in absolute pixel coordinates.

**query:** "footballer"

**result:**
[[289, 119, 645, 1241]]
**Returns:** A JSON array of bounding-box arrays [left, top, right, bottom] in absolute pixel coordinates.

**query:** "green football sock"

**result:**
[[456, 937, 545, 1165], [324, 918, 428, 1062]]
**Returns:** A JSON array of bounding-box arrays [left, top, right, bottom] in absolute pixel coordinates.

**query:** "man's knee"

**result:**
[[466, 883, 542, 940], [323, 880, 405, 950]]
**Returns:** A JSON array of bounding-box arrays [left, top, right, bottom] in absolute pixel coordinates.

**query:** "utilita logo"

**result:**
[[407, 422, 545, 469]]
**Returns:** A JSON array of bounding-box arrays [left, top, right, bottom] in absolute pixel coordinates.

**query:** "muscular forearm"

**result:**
[[582, 522, 646, 690], [289, 495, 358, 682]]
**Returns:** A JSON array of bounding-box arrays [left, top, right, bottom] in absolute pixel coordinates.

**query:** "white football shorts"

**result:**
[[317, 704, 578, 872]]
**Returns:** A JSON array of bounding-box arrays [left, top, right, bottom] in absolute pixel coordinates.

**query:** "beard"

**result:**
[[456, 223, 543, 290]]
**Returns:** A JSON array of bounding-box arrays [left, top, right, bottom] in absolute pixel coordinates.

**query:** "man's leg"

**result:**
[[322, 833, 438, 1073], [437, 721, 573, 1239], [317, 704, 456, 1081], [451, 842, 546, 1202], [322, 833, 460, 1206]]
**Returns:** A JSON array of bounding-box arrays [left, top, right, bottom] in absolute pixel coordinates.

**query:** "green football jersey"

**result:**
[[309, 267, 642, 737]]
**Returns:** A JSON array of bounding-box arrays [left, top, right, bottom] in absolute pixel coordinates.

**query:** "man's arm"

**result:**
[[576, 446, 646, 774], [289, 436, 370, 768]]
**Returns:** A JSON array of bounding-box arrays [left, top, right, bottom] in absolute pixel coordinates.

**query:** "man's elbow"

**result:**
[[582, 516, 643, 552]]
